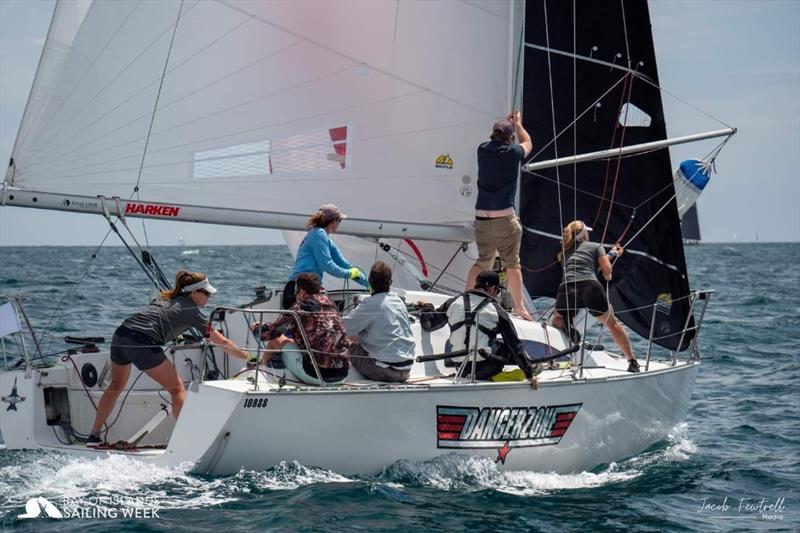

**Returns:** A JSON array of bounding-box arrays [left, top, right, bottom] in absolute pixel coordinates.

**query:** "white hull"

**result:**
[[169, 362, 698, 475], [0, 356, 698, 476], [0, 289, 700, 475]]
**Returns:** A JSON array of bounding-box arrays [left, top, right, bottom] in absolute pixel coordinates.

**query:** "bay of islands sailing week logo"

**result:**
[[1, 377, 26, 411], [437, 404, 582, 463], [435, 154, 454, 169], [124, 202, 180, 217], [18, 497, 63, 519]]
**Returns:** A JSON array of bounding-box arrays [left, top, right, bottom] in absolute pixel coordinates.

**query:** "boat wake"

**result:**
[[376, 424, 696, 496], [0, 426, 695, 519]]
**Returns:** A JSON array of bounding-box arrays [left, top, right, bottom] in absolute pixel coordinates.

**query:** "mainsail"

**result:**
[[520, 0, 694, 350]]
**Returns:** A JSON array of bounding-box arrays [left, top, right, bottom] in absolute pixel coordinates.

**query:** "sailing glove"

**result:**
[[349, 267, 370, 288]]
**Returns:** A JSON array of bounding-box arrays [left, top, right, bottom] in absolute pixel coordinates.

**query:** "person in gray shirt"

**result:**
[[88, 271, 250, 446], [344, 262, 415, 382], [553, 221, 640, 373]]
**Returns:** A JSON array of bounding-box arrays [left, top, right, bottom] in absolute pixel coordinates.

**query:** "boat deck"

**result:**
[[219, 356, 678, 393]]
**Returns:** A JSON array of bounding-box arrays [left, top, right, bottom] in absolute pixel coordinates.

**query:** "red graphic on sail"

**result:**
[[329, 127, 347, 169]]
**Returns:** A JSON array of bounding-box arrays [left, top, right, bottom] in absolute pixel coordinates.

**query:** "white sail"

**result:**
[[6, 0, 518, 233]]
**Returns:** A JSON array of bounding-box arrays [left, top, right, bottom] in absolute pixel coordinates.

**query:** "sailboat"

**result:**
[[681, 205, 702, 245], [0, 0, 733, 475]]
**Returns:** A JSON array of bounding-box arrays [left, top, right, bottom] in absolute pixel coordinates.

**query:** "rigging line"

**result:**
[[30, 1, 202, 158], [620, 190, 682, 252], [429, 244, 467, 291], [134, 0, 185, 251], [620, 0, 631, 69], [572, 0, 577, 225], [542, 0, 568, 292], [379, 240, 466, 286], [592, 73, 632, 229], [600, 71, 636, 243], [36, 228, 114, 351], [26, 1, 141, 153], [28, 16, 272, 173], [522, 224, 684, 279], [511, 2, 525, 109], [526, 73, 629, 163], [639, 77, 735, 131], [523, 169, 636, 211], [218, 0, 498, 119], [630, 136, 729, 212]]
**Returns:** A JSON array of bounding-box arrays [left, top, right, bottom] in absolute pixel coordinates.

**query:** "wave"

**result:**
[[0, 452, 353, 520]]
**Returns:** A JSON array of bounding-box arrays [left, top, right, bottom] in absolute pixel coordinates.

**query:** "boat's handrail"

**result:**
[[0, 294, 43, 371], [208, 306, 327, 389]]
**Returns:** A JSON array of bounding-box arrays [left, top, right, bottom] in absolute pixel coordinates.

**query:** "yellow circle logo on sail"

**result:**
[[435, 154, 454, 169], [655, 292, 673, 315]]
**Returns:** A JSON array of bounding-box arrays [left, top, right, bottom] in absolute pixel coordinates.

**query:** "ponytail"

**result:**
[[557, 220, 585, 262], [160, 270, 206, 299]]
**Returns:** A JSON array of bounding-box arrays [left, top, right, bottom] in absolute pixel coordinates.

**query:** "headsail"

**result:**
[[4, 0, 520, 242], [520, 0, 694, 350]]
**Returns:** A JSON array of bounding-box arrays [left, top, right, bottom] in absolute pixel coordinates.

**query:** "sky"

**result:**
[[0, 0, 798, 245]]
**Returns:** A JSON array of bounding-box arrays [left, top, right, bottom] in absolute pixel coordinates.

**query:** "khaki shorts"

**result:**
[[473, 215, 522, 270]]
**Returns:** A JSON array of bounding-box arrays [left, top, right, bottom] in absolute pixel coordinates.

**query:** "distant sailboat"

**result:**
[[179, 236, 200, 255], [681, 205, 702, 245]]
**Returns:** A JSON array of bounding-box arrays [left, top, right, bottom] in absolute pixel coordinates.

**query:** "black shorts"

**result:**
[[301, 356, 349, 383], [555, 280, 609, 317], [109, 326, 166, 371]]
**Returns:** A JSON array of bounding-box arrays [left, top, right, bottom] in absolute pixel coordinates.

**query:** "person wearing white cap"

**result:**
[[283, 203, 368, 309], [87, 270, 251, 446], [553, 220, 640, 373]]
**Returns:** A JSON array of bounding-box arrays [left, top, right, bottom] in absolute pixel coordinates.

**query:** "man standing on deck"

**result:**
[[467, 110, 534, 320]]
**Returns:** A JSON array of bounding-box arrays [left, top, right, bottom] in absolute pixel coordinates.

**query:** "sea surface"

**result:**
[[0, 243, 798, 531]]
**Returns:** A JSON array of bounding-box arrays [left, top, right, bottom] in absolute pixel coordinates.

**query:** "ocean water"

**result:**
[[0, 243, 798, 531]]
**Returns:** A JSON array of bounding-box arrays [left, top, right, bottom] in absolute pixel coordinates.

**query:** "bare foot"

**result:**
[[513, 307, 534, 321]]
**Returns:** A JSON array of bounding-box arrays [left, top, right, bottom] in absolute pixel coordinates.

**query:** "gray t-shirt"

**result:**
[[343, 292, 415, 364], [121, 294, 208, 344], [563, 241, 606, 283]]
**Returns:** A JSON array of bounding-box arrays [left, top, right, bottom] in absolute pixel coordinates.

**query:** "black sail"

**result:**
[[681, 205, 702, 242], [520, 0, 694, 350]]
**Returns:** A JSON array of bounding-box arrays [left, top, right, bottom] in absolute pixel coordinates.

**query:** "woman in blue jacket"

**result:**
[[283, 204, 368, 308]]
